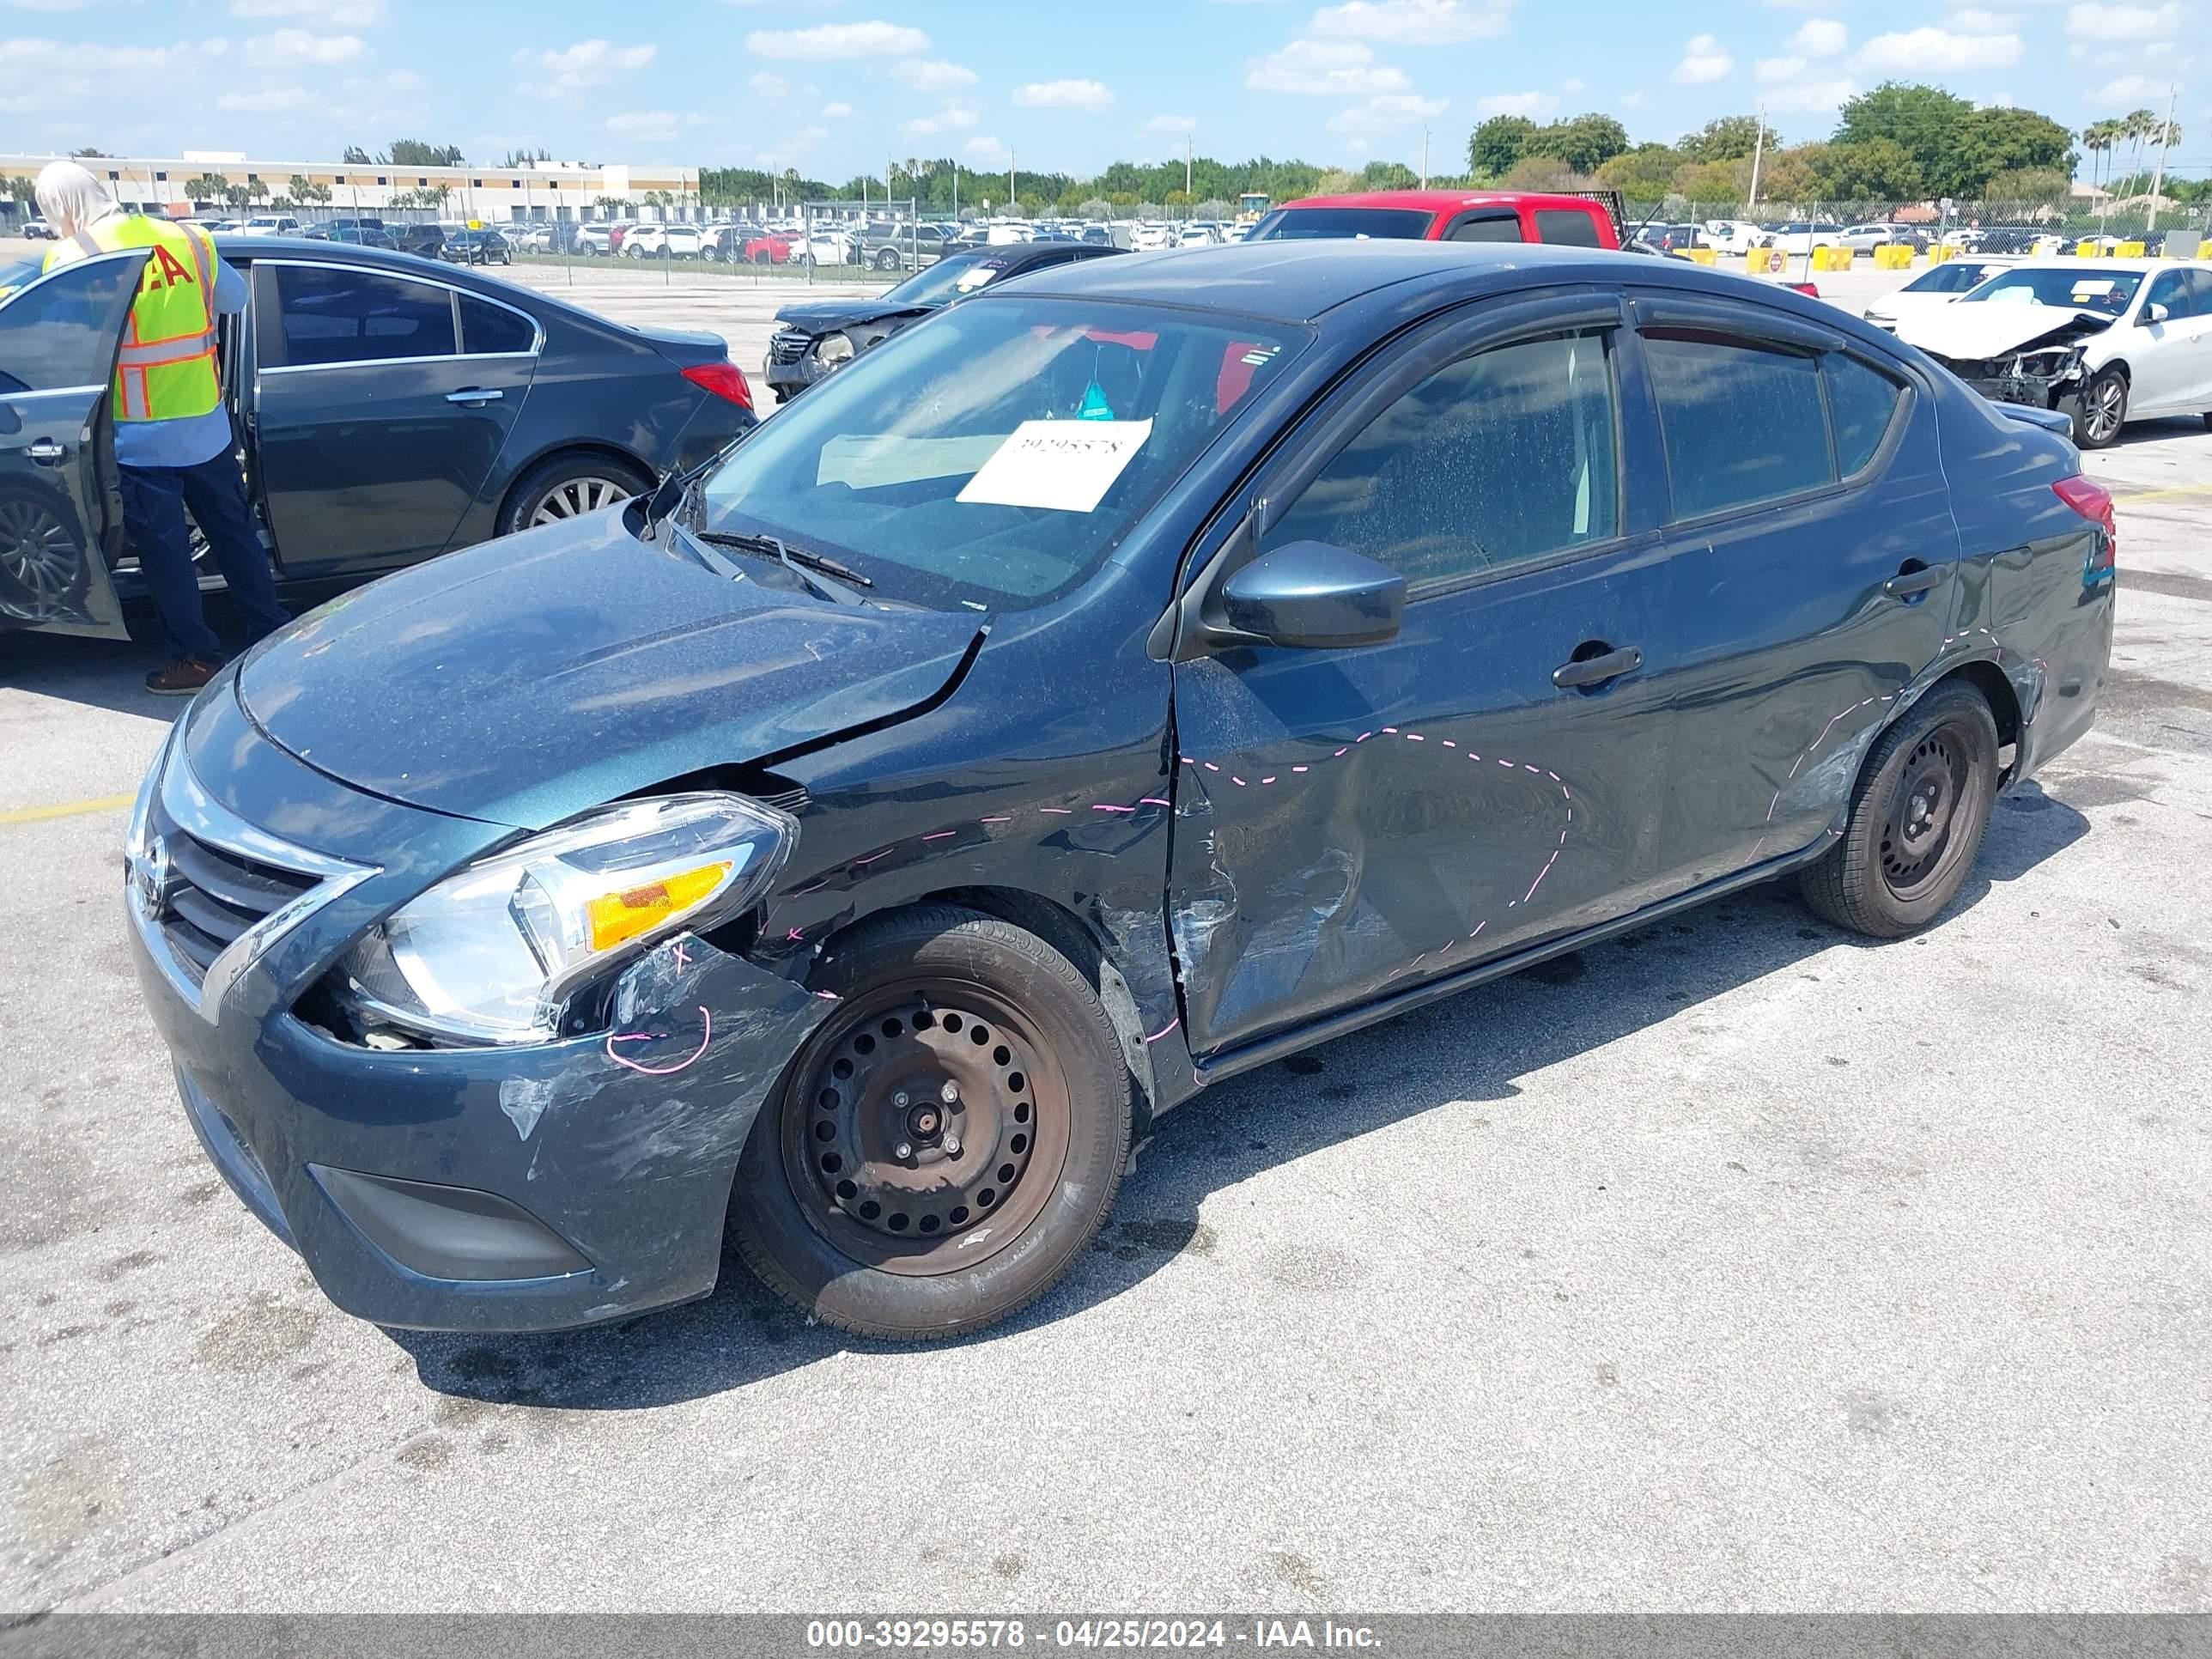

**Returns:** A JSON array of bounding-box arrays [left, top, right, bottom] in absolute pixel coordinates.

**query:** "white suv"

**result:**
[[624, 223, 704, 258]]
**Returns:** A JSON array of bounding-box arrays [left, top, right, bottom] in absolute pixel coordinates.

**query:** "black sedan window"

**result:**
[[272, 264, 457, 367], [458, 293, 535, 355], [0, 252, 145, 394], [699, 297, 1303, 610], [1644, 330, 1833, 519]]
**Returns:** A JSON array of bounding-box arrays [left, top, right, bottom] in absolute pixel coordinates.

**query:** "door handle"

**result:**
[[444, 387, 502, 404], [27, 439, 66, 465], [1882, 564, 1947, 599], [1553, 643, 1643, 690]]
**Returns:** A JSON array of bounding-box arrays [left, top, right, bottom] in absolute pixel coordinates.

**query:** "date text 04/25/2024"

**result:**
[[804, 1619, 1382, 1650]]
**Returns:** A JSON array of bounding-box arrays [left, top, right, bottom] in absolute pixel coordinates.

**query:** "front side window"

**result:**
[[0, 252, 146, 394], [2144, 269, 2193, 319], [272, 265, 457, 367], [1264, 330, 1619, 586], [1645, 330, 1832, 520]]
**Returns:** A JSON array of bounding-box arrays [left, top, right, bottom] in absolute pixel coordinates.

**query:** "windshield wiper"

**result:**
[[690, 528, 873, 605]]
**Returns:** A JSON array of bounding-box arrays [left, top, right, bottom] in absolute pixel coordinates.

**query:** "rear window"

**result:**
[[1904, 262, 1995, 295], [1644, 330, 1832, 520], [1249, 207, 1433, 241], [1534, 208, 1605, 247]]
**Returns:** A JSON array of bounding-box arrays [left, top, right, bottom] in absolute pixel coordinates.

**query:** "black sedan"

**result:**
[[1, 236, 757, 639], [762, 240, 1125, 402], [124, 241, 2112, 1342], [441, 228, 513, 266]]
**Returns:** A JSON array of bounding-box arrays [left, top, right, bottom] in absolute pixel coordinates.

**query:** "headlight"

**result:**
[[125, 723, 176, 872], [333, 793, 795, 1046], [816, 331, 855, 367]]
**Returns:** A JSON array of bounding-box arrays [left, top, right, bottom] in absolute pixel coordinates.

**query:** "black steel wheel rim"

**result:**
[[780, 981, 1069, 1277], [1881, 724, 1973, 899]]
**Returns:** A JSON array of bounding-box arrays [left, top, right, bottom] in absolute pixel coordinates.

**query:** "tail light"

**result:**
[[1787, 281, 1820, 297], [2052, 473, 2116, 573], [681, 359, 754, 412]]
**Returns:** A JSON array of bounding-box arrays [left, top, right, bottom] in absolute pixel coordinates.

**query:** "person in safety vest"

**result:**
[[35, 161, 289, 695]]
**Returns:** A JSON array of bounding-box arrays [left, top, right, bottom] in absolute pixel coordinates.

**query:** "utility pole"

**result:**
[[1008, 149, 1015, 213], [952, 162, 958, 219], [1747, 101, 1765, 209], [1185, 137, 1193, 200], [2147, 85, 2177, 234], [1420, 127, 1430, 188]]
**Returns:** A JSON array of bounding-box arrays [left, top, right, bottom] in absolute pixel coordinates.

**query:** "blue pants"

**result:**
[[116, 453, 290, 661]]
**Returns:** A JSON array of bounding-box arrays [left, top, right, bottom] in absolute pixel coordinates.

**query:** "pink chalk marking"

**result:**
[[1357, 732, 1373, 743], [1292, 765, 1310, 774], [1440, 739, 1455, 748], [1406, 733, 1425, 742], [1040, 806, 1073, 814], [1140, 798, 1171, 807], [981, 816, 1012, 823], [1203, 762, 1220, 773], [851, 850, 893, 866], [1523, 764, 1540, 774], [785, 927, 804, 943], [606, 1006, 712, 1076], [922, 830, 957, 841], [1144, 1017, 1180, 1043], [1334, 747, 1349, 757], [672, 941, 691, 970], [1469, 920, 1487, 939], [814, 990, 842, 1001], [1382, 726, 1398, 734], [1261, 776, 1276, 784], [1498, 758, 1514, 767], [1231, 776, 1247, 787], [1091, 803, 1137, 813], [1181, 756, 1195, 765], [1522, 850, 1560, 905]]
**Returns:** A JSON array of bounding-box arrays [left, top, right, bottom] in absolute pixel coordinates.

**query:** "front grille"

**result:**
[[768, 329, 810, 365], [148, 798, 318, 986]]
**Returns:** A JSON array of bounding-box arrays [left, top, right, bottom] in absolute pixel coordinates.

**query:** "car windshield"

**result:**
[[1903, 262, 1997, 295], [1962, 267, 2143, 314], [879, 253, 1018, 307], [1249, 207, 1432, 240], [696, 296, 1304, 611]]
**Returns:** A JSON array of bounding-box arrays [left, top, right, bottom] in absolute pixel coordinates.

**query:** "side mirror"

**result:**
[[2141, 302, 2169, 326], [1217, 540, 1405, 650]]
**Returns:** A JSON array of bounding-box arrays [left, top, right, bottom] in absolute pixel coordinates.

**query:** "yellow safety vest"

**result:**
[[43, 216, 222, 423]]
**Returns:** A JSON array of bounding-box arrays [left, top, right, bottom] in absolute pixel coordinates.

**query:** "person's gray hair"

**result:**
[[34, 159, 117, 237]]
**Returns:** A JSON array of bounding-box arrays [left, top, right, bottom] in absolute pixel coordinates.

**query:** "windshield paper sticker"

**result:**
[[957, 419, 1152, 514]]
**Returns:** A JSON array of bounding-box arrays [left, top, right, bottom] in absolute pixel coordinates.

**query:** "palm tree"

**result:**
[[2121, 108, 2158, 185], [183, 171, 228, 206], [2081, 121, 2118, 192]]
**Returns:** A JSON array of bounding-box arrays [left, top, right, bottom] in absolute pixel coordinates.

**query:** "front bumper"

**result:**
[[763, 348, 828, 400], [128, 675, 829, 1333]]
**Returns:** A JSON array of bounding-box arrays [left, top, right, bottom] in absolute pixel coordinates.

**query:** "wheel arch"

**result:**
[[493, 440, 656, 529], [1851, 659, 2022, 809]]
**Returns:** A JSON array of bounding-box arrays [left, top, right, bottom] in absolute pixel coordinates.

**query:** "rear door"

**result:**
[[1626, 293, 1960, 890], [0, 249, 149, 640], [247, 258, 538, 578], [1169, 293, 1678, 1058]]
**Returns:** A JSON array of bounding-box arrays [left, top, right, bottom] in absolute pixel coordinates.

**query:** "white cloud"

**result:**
[[1853, 26, 2021, 72], [747, 20, 927, 60], [1787, 17, 1846, 57], [748, 70, 793, 98], [2066, 3, 2181, 40], [892, 58, 976, 90], [246, 27, 363, 66], [1673, 33, 1733, 83], [1948, 8, 2019, 31], [217, 84, 313, 112], [0, 36, 230, 118], [1620, 88, 1646, 108], [231, 0, 386, 21], [605, 110, 679, 142], [963, 134, 1009, 162], [1143, 112, 1199, 135], [1559, 76, 1585, 94], [1759, 55, 1806, 81], [515, 39, 656, 98], [1328, 89, 1448, 133], [2, 0, 100, 9], [1245, 38, 1411, 94], [1308, 0, 1510, 46], [1477, 90, 1554, 116], [2095, 72, 2160, 100], [822, 100, 854, 118], [1012, 78, 1115, 112], [1765, 75, 1856, 112], [901, 101, 979, 137]]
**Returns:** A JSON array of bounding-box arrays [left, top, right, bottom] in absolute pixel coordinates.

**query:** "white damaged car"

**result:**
[[1894, 259, 2212, 448], [1861, 257, 2020, 332]]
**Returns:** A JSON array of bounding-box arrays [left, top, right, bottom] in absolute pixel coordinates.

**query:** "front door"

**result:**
[[1168, 294, 1676, 1060], [1625, 293, 1962, 891], [2129, 266, 2199, 417], [247, 258, 535, 579], [0, 249, 149, 640]]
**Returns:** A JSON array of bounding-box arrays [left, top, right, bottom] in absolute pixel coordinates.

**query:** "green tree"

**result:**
[[1837, 82, 1973, 194], [386, 140, 465, 167], [1358, 159, 1419, 190], [289, 176, 331, 207], [1526, 112, 1629, 175], [341, 146, 373, 165], [1468, 114, 1537, 179], [4, 174, 35, 208], [1595, 143, 1682, 199], [2080, 119, 2122, 191], [1501, 155, 1583, 191], [1756, 143, 1825, 204], [1981, 167, 2071, 206], [183, 171, 229, 204], [1677, 115, 1778, 164], [1812, 137, 1923, 202], [1670, 158, 1748, 201], [1950, 106, 2075, 196]]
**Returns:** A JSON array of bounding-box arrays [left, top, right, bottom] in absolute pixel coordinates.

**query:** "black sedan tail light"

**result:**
[[682, 360, 755, 412]]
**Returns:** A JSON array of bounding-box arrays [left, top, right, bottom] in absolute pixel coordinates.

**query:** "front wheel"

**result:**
[[873, 246, 902, 271], [1799, 682, 2000, 939], [2073, 368, 2128, 448], [729, 906, 1132, 1340]]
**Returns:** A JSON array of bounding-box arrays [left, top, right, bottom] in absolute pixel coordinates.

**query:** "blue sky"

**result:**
[[4, 0, 2207, 179]]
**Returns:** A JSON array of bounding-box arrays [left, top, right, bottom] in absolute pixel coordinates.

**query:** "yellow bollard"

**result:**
[[2116, 240, 2146, 258], [2075, 239, 2103, 258], [1687, 247, 1717, 266], [1929, 244, 1954, 264], [1875, 244, 1914, 270]]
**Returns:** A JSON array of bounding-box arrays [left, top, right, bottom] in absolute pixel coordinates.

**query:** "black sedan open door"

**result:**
[[0, 248, 147, 640]]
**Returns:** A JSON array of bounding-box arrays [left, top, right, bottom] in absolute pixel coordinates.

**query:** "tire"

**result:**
[[2073, 367, 2128, 448], [728, 905, 1133, 1340], [873, 246, 902, 271], [1799, 682, 2001, 939], [751, 249, 770, 266], [496, 451, 653, 536]]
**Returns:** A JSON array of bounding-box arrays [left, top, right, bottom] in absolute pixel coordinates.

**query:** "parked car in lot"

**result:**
[[441, 228, 514, 266], [1702, 220, 1766, 255], [0, 237, 756, 638], [20, 217, 58, 240], [574, 223, 617, 254], [1860, 257, 2021, 331], [386, 222, 446, 258], [237, 215, 303, 237], [118, 240, 2113, 1341], [741, 230, 796, 265], [308, 225, 396, 250], [1250, 189, 1621, 248], [1896, 258, 2212, 447], [1765, 222, 1846, 257], [859, 222, 955, 271], [1839, 223, 1923, 253], [625, 223, 705, 260], [1633, 223, 1707, 252], [763, 240, 1127, 402]]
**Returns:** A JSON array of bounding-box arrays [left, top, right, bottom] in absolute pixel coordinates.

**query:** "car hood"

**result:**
[[773, 298, 933, 336], [235, 511, 983, 830], [1897, 301, 2115, 360]]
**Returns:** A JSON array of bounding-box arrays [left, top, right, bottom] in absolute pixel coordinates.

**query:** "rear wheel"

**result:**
[[497, 452, 653, 535], [728, 906, 1132, 1340], [2074, 368, 2128, 448], [873, 246, 902, 271], [1799, 682, 2000, 939]]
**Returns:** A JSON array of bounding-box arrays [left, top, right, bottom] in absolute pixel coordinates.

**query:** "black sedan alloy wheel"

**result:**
[[0, 493, 83, 621]]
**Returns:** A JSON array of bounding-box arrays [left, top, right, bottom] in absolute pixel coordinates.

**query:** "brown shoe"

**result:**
[[145, 656, 220, 696]]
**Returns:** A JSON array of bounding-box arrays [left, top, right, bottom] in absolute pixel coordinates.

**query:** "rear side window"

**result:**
[[1824, 355, 1905, 476], [459, 294, 536, 355], [0, 252, 145, 394], [1534, 209, 1605, 247], [1645, 330, 1831, 519], [2186, 270, 2212, 318], [1447, 212, 1522, 244], [1266, 330, 1618, 585], [273, 264, 457, 367]]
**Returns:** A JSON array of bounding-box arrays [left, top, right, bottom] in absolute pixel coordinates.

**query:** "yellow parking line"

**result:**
[[2113, 483, 2212, 506], [0, 793, 135, 826]]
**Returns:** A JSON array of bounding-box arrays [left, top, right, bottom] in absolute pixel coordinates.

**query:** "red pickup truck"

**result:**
[[1249, 189, 1622, 249]]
